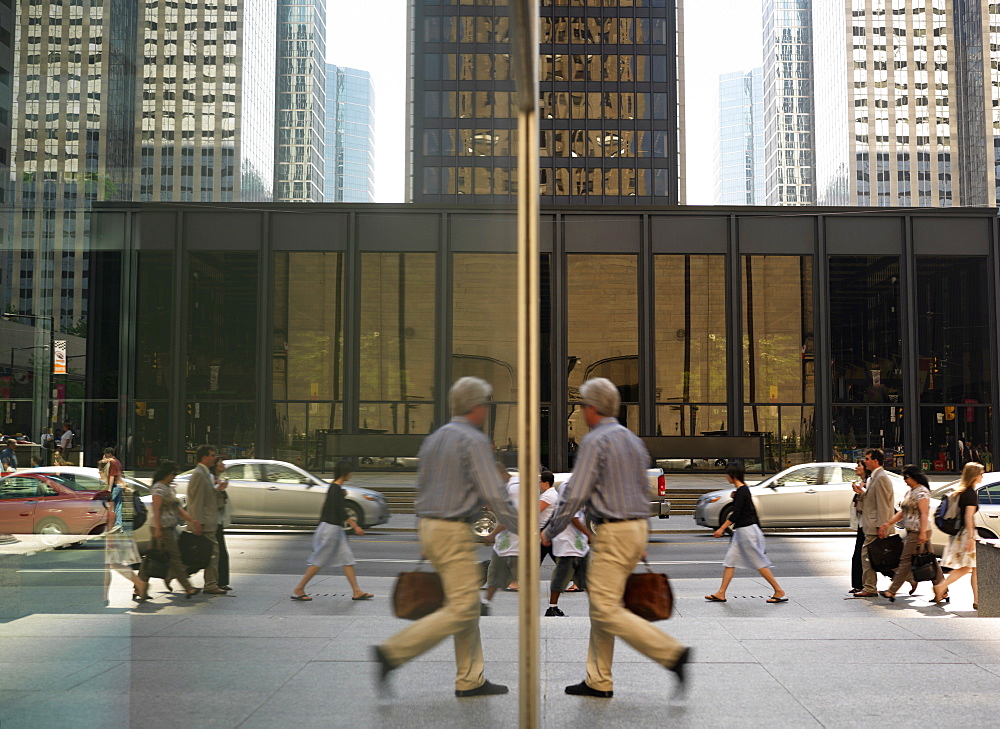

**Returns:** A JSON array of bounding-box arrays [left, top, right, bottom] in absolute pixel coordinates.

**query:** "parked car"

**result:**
[[473, 467, 668, 538], [928, 472, 1000, 555], [694, 462, 909, 529], [173, 459, 391, 529], [2, 466, 178, 553], [0, 470, 111, 545]]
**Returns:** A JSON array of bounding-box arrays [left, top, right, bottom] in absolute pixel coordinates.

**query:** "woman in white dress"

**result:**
[[933, 462, 983, 609]]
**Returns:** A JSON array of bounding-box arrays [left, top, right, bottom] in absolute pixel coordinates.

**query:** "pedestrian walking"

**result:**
[[291, 460, 372, 601], [848, 459, 869, 594], [0, 439, 17, 475], [481, 466, 521, 614], [545, 479, 592, 617], [705, 462, 787, 604], [212, 457, 234, 592], [141, 460, 201, 598], [876, 464, 942, 601], [185, 445, 225, 594], [933, 462, 983, 608], [99, 447, 126, 531], [542, 377, 691, 699], [538, 471, 559, 565], [102, 492, 147, 604], [373, 377, 518, 697], [854, 449, 896, 597]]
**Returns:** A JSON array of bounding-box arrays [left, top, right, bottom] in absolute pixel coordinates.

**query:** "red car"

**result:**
[[0, 472, 110, 538]]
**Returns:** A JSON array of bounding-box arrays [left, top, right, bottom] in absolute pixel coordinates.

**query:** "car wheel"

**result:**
[[472, 510, 497, 539], [585, 512, 600, 537], [343, 502, 365, 530], [35, 517, 70, 547], [718, 506, 733, 533], [977, 528, 998, 541]]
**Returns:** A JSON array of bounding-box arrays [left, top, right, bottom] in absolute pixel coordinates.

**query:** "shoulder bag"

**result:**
[[624, 556, 673, 621], [140, 539, 171, 580]]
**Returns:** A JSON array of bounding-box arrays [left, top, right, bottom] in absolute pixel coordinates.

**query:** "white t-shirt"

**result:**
[[539, 486, 559, 530], [552, 481, 589, 558], [60, 429, 74, 450], [493, 476, 520, 557]]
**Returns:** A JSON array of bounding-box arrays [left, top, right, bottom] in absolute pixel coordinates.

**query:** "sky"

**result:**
[[325, 0, 763, 204]]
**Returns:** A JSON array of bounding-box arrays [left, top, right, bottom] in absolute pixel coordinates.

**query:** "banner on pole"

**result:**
[[53, 340, 66, 374]]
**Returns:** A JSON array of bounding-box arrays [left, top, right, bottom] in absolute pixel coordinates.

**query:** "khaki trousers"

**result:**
[[379, 519, 485, 691], [199, 529, 220, 590], [585, 519, 685, 692], [861, 534, 880, 592]]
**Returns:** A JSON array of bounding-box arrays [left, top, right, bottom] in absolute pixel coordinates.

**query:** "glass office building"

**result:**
[[410, 0, 684, 204], [762, 0, 816, 205], [44, 202, 997, 478], [715, 68, 765, 205], [324, 65, 376, 203], [275, 0, 327, 202]]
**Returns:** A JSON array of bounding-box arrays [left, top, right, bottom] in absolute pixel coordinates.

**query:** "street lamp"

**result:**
[[1, 313, 55, 440]]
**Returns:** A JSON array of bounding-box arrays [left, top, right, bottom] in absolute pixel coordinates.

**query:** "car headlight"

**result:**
[[362, 494, 378, 501], [704, 496, 721, 503]]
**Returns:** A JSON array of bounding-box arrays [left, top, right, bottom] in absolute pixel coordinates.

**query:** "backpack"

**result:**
[[131, 490, 148, 531], [934, 494, 963, 536]]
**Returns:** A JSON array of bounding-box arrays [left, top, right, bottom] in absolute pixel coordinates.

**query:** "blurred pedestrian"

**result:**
[[141, 460, 200, 598], [99, 447, 126, 531], [0, 438, 17, 475], [877, 464, 941, 601], [103, 490, 147, 604], [481, 465, 520, 614], [374, 377, 518, 697], [212, 456, 233, 592], [545, 478, 592, 617], [538, 471, 559, 565], [933, 462, 984, 608], [543, 377, 691, 699], [186, 445, 225, 595], [848, 459, 870, 594], [705, 462, 787, 603], [854, 449, 896, 597], [291, 460, 372, 601]]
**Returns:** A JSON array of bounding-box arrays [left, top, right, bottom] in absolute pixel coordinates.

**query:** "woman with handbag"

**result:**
[[876, 464, 942, 602], [705, 462, 787, 604], [933, 462, 984, 608], [141, 460, 201, 598]]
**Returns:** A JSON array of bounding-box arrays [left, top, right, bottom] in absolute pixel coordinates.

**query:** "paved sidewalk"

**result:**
[[1, 568, 997, 729]]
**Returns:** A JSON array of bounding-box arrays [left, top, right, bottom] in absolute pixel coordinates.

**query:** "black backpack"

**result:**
[[934, 494, 962, 536], [131, 490, 148, 531]]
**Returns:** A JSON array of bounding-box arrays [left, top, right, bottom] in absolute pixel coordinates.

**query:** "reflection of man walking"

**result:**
[[373, 377, 518, 697], [543, 378, 691, 698]]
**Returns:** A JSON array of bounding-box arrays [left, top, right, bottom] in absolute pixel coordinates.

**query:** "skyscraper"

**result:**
[[325, 64, 376, 203], [715, 67, 764, 205], [409, 0, 684, 204], [275, 0, 327, 202], [761, 0, 816, 205]]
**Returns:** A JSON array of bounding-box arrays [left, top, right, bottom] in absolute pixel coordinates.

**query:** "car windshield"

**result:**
[[930, 480, 963, 498], [122, 477, 152, 496]]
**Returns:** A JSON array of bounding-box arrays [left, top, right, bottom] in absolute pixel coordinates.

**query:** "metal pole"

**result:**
[[510, 1, 539, 726]]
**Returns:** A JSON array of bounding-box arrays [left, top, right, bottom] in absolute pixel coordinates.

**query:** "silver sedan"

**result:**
[[694, 462, 908, 529], [173, 459, 391, 529]]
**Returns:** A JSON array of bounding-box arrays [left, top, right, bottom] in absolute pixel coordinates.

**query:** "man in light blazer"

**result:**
[[855, 448, 896, 596], [186, 444, 225, 594]]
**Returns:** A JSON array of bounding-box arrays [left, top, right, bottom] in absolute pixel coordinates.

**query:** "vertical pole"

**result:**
[[510, 1, 539, 726]]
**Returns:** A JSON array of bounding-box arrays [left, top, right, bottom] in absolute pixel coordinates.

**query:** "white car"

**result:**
[[694, 462, 908, 529], [928, 473, 1000, 555]]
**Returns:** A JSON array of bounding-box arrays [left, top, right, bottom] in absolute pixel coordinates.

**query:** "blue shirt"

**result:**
[[414, 416, 518, 533], [0, 448, 16, 471], [544, 417, 649, 539]]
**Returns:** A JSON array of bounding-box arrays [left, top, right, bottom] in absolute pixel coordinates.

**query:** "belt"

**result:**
[[430, 515, 476, 524], [593, 517, 642, 525]]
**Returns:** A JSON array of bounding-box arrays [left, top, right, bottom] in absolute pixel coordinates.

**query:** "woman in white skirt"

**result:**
[[705, 462, 787, 604], [933, 462, 983, 609], [291, 460, 373, 601]]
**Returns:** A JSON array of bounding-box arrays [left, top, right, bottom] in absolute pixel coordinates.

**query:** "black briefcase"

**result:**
[[867, 534, 904, 576], [178, 531, 214, 572]]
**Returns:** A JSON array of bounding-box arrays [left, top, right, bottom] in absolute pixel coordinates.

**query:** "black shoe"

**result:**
[[456, 680, 509, 697], [480, 603, 491, 616], [544, 606, 565, 617], [669, 647, 692, 696], [565, 681, 612, 698], [372, 645, 394, 688]]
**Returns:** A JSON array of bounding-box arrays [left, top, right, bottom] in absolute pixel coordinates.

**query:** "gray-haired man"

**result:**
[[374, 377, 518, 697], [543, 377, 691, 698]]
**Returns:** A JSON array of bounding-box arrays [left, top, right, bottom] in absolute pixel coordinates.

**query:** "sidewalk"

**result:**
[[1, 569, 997, 728]]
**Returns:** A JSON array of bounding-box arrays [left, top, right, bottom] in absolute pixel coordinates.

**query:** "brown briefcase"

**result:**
[[393, 563, 445, 620], [624, 557, 674, 621]]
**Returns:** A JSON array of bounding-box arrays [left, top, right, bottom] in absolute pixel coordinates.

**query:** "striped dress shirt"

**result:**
[[414, 416, 519, 533], [544, 416, 649, 539]]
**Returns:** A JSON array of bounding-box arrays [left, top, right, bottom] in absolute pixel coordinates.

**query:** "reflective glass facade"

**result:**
[[324, 65, 376, 203], [275, 0, 326, 202], [715, 67, 765, 204], [82, 204, 1000, 477], [410, 0, 683, 204]]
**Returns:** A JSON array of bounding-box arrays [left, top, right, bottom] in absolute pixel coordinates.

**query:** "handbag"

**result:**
[[178, 531, 214, 572], [393, 560, 444, 620], [624, 557, 673, 621], [867, 533, 904, 577], [140, 540, 170, 579], [911, 542, 939, 583]]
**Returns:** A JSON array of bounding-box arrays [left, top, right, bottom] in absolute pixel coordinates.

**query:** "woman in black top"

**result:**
[[933, 462, 983, 608], [290, 460, 372, 601], [705, 463, 787, 604]]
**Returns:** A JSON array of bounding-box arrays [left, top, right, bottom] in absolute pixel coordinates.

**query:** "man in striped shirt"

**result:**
[[374, 377, 518, 697], [543, 377, 691, 699]]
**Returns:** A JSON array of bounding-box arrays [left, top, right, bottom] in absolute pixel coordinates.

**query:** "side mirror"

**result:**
[[767, 484, 778, 491]]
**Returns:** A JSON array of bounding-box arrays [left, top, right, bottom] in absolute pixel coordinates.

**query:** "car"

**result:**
[[3, 466, 181, 553], [0, 470, 111, 546], [694, 462, 909, 529], [172, 459, 391, 529], [928, 473, 1000, 555]]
